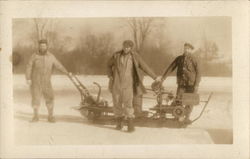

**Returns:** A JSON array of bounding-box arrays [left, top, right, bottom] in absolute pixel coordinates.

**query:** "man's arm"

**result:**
[[107, 54, 115, 92], [25, 54, 35, 82], [107, 54, 115, 79], [52, 55, 68, 74], [135, 53, 157, 80], [161, 57, 178, 81], [193, 57, 201, 88]]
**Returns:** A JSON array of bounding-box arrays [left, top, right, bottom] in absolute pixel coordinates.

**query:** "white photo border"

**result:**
[[0, 1, 249, 158]]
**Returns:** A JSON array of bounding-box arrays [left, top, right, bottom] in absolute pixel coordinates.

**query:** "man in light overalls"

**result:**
[[26, 39, 69, 122]]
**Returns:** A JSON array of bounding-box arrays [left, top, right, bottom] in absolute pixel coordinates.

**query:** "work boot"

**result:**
[[127, 118, 135, 132], [115, 117, 124, 130], [183, 118, 192, 125], [182, 106, 193, 125], [31, 115, 39, 122], [48, 107, 56, 123], [184, 111, 192, 124], [179, 118, 192, 128], [31, 108, 39, 122], [48, 116, 56, 123]]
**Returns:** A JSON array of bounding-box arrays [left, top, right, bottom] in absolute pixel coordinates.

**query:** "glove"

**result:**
[[151, 80, 163, 92], [68, 72, 73, 77], [155, 76, 162, 82]]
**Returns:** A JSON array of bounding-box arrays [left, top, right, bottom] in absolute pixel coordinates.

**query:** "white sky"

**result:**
[[13, 17, 231, 59]]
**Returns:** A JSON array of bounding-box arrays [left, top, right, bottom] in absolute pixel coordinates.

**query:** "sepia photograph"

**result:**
[[12, 17, 232, 145], [0, 1, 249, 159]]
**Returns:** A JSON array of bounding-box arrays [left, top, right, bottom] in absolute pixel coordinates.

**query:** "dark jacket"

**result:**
[[107, 50, 157, 95], [162, 53, 201, 87]]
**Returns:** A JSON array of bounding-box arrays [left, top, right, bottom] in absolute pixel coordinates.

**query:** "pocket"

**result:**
[[189, 74, 195, 84]]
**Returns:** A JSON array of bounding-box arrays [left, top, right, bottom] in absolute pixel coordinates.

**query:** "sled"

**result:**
[[146, 85, 213, 125], [68, 74, 213, 125]]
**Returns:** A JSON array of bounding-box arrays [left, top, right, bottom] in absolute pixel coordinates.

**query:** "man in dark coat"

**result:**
[[26, 39, 69, 123], [107, 40, 161, 132], [160, 43, 201, 124]]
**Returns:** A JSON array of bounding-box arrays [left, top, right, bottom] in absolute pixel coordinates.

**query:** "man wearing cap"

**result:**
[[26, 39, 69, 123], [107, 40, 161, 132], [160, 43, 201, 125]]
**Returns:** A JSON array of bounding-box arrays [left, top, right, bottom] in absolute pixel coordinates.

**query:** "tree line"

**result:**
[[12, 18, 232, 77]]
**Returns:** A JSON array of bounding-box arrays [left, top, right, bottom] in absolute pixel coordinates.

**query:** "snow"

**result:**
[[13, 75, 232, 145], [13, 74, 232, 92]]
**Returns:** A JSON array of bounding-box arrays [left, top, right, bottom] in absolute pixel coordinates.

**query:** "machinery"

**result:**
[[146, 82, 213, 124], [68, 74, 111, 120], [69, 74, 212, 125]]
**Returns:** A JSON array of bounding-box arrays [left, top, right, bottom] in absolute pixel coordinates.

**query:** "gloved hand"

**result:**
[[68, 72, 73, 76], [151, 80, 163, 93], [155, 76, 162, 82]]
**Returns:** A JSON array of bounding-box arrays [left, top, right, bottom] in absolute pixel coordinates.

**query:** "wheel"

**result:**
[[93, 111, 102, 119], [172, 106, 186, 120], [79, 107, 89, 118], [87, 110, 102, 121], [87, 111, 95, 121], [160, 112, 166, 119]]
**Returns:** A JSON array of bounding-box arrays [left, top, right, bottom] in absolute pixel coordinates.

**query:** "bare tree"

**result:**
[[33, 18, 48, 40], [126, 18, 154, 53], [200, 33, 219, 61], [84, 32, 114, 57], [32, 18, 59, 47]]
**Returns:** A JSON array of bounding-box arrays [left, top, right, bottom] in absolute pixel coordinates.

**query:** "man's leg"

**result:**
[[133, 94, 143, 118], [176, 85, 185, 103], [46, 101, 55, 122], [133, 74, 144, 118], [122, 88, 135, 132], [184, 86, 195, 123], [44, 87, 55, 123], [174, 86, 187, 122], [31, 86, 41, 122], [184, 105, 193, 122], [112, 91, 124, 130]]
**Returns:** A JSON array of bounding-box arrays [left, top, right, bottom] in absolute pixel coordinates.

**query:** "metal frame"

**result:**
[[68, 74, 213, 125]]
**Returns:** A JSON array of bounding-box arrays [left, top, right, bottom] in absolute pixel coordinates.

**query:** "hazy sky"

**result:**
[[13, 17, 231, 60], [163, 17, 231, 57]]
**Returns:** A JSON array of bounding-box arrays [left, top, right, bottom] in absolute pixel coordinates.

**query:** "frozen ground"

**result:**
[[13, 75, 232, 145]]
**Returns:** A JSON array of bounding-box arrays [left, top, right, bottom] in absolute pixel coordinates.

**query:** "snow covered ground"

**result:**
[[13, 75, 232, 145]]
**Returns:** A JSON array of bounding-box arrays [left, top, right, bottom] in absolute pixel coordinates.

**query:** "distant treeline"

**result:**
[[12, 18, 232, 77], [12, 42, 232, 77]]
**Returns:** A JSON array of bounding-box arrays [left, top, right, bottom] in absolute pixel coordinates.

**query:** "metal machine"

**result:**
[[68, 74, 212, 125]]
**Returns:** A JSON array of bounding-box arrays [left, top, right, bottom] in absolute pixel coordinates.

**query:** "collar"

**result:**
[[183, 52, 191, 57], [121, 50, 132, 56], [38, 51, 48, 56]]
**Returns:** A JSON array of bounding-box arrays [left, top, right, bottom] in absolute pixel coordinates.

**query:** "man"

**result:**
[[26, 39, 69, 123], [107, 40, 161, 132], [160, 43, 201, 124]]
